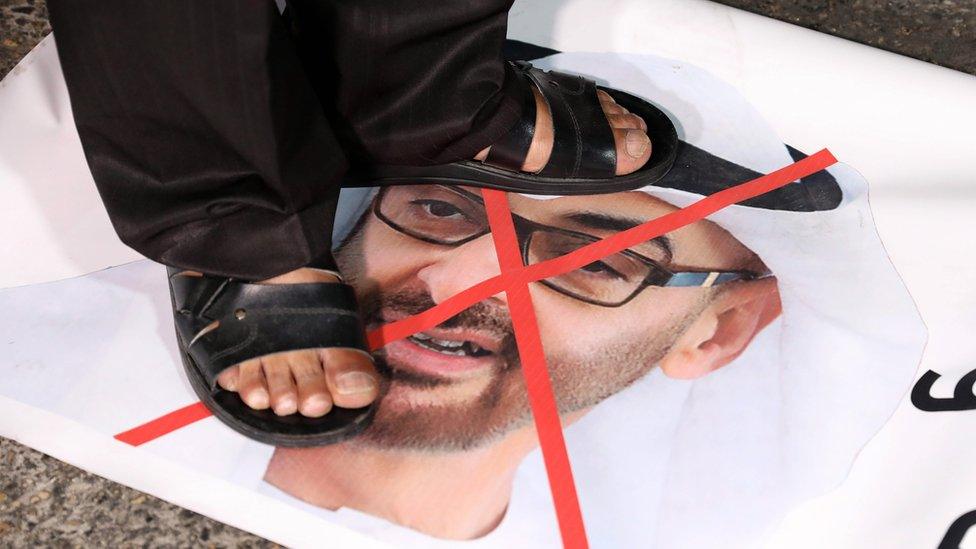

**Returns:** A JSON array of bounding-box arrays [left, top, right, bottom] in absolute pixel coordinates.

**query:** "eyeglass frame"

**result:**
[[371, 184, 766, 307]]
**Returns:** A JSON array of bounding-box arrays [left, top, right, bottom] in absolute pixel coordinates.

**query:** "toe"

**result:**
[[614, 127, 652, 175], [601, 91, 651, 176], [601, 100, 628, 116], [262, 353, 300, 416], [236, 358, 270, 410], [291, 354, 333, 418], [217, 365, 239, 391], [607, 113, 647, 131], [322, 348, 380, 409]]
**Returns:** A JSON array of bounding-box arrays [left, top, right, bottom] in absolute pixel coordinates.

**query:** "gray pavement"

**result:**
[[2, 0, 974, 546], [719, 0, 976, 75]]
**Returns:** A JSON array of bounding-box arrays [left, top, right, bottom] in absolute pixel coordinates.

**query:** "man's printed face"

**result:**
[[335, 186, 760, 451]]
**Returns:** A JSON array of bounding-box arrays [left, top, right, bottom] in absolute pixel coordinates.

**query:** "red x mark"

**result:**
[[115, 149, 838, 549]]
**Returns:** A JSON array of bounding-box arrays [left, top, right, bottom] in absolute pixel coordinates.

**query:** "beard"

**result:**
[[358, 287, 531, 452], [335, 212, 694, 453]]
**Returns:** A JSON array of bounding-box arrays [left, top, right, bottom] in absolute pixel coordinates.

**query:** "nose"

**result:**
[[417, 235, 507, 306]]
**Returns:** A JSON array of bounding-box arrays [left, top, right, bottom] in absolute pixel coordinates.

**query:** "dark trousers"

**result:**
[[47, 0, 524, 279]]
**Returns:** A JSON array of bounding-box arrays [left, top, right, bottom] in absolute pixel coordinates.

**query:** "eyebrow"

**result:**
[[563, 211, 673, 259]]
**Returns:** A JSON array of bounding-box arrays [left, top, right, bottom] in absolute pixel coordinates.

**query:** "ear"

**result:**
[[659, 277, 781, 380]]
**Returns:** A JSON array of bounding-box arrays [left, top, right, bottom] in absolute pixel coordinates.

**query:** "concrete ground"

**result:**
[[1, 0, 973, 546]]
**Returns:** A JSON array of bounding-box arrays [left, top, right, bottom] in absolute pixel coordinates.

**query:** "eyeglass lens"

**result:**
[[378, 185, 487, 244], [525, 231, 667, 305]]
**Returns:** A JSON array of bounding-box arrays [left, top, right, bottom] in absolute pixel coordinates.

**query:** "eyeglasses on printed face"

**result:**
[[373, 184, 763, 307]]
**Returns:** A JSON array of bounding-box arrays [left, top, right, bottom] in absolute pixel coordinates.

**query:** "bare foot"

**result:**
[[474, 88, 651, 175], [183, 269, 380, 418]]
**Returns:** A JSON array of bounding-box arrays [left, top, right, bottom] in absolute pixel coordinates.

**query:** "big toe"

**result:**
[[614, 128, 652, 175], [323, 348, 381, 410], [598, 90, 651, 175]]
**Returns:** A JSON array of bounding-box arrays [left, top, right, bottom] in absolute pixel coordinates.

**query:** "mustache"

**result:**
[[363, 288, 517, 356]]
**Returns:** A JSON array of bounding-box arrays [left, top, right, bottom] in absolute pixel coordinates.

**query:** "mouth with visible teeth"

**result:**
[[371, 305, 507, 380], [407, 332, 493, 358], [378, 324, 504, 380]]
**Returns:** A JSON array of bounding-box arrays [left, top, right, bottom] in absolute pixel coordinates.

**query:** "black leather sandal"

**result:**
[[345, 61, 678, 194], [167, 267, 376, 447]]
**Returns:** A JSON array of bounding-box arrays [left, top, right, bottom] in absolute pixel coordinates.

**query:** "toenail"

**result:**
[[335, 371, 377, 395], [246, 388, 269, 409], [274, 395, 297, 416], [625, 130, 650, 158], [302, 394, 331, 415], [222, 376, 237, 391]]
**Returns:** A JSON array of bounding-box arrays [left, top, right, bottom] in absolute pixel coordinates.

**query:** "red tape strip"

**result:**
[[482, 188, 589, 549], [114, 402, 212, 446]]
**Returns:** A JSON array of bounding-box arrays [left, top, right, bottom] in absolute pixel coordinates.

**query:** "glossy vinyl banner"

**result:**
[[0, 40, 935, 548]]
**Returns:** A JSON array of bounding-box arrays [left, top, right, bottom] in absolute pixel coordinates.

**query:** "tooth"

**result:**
[[409, 333, 487, 356], [432, 338, 463, 348]]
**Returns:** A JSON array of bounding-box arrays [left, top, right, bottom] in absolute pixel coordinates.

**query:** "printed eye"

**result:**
[[579, 260, 626, 280], [414, 199, 467, 220]]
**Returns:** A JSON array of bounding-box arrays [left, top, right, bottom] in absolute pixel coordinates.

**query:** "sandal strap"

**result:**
[[483, 62, 617, 179], [484, 64, 537, 171], [169, 269, 367, 389]]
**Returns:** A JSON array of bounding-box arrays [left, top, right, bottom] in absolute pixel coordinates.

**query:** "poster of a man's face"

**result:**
[[335, 184, 774, 451], [260, 174, 785, 541], [0, 49, 927, 549]]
